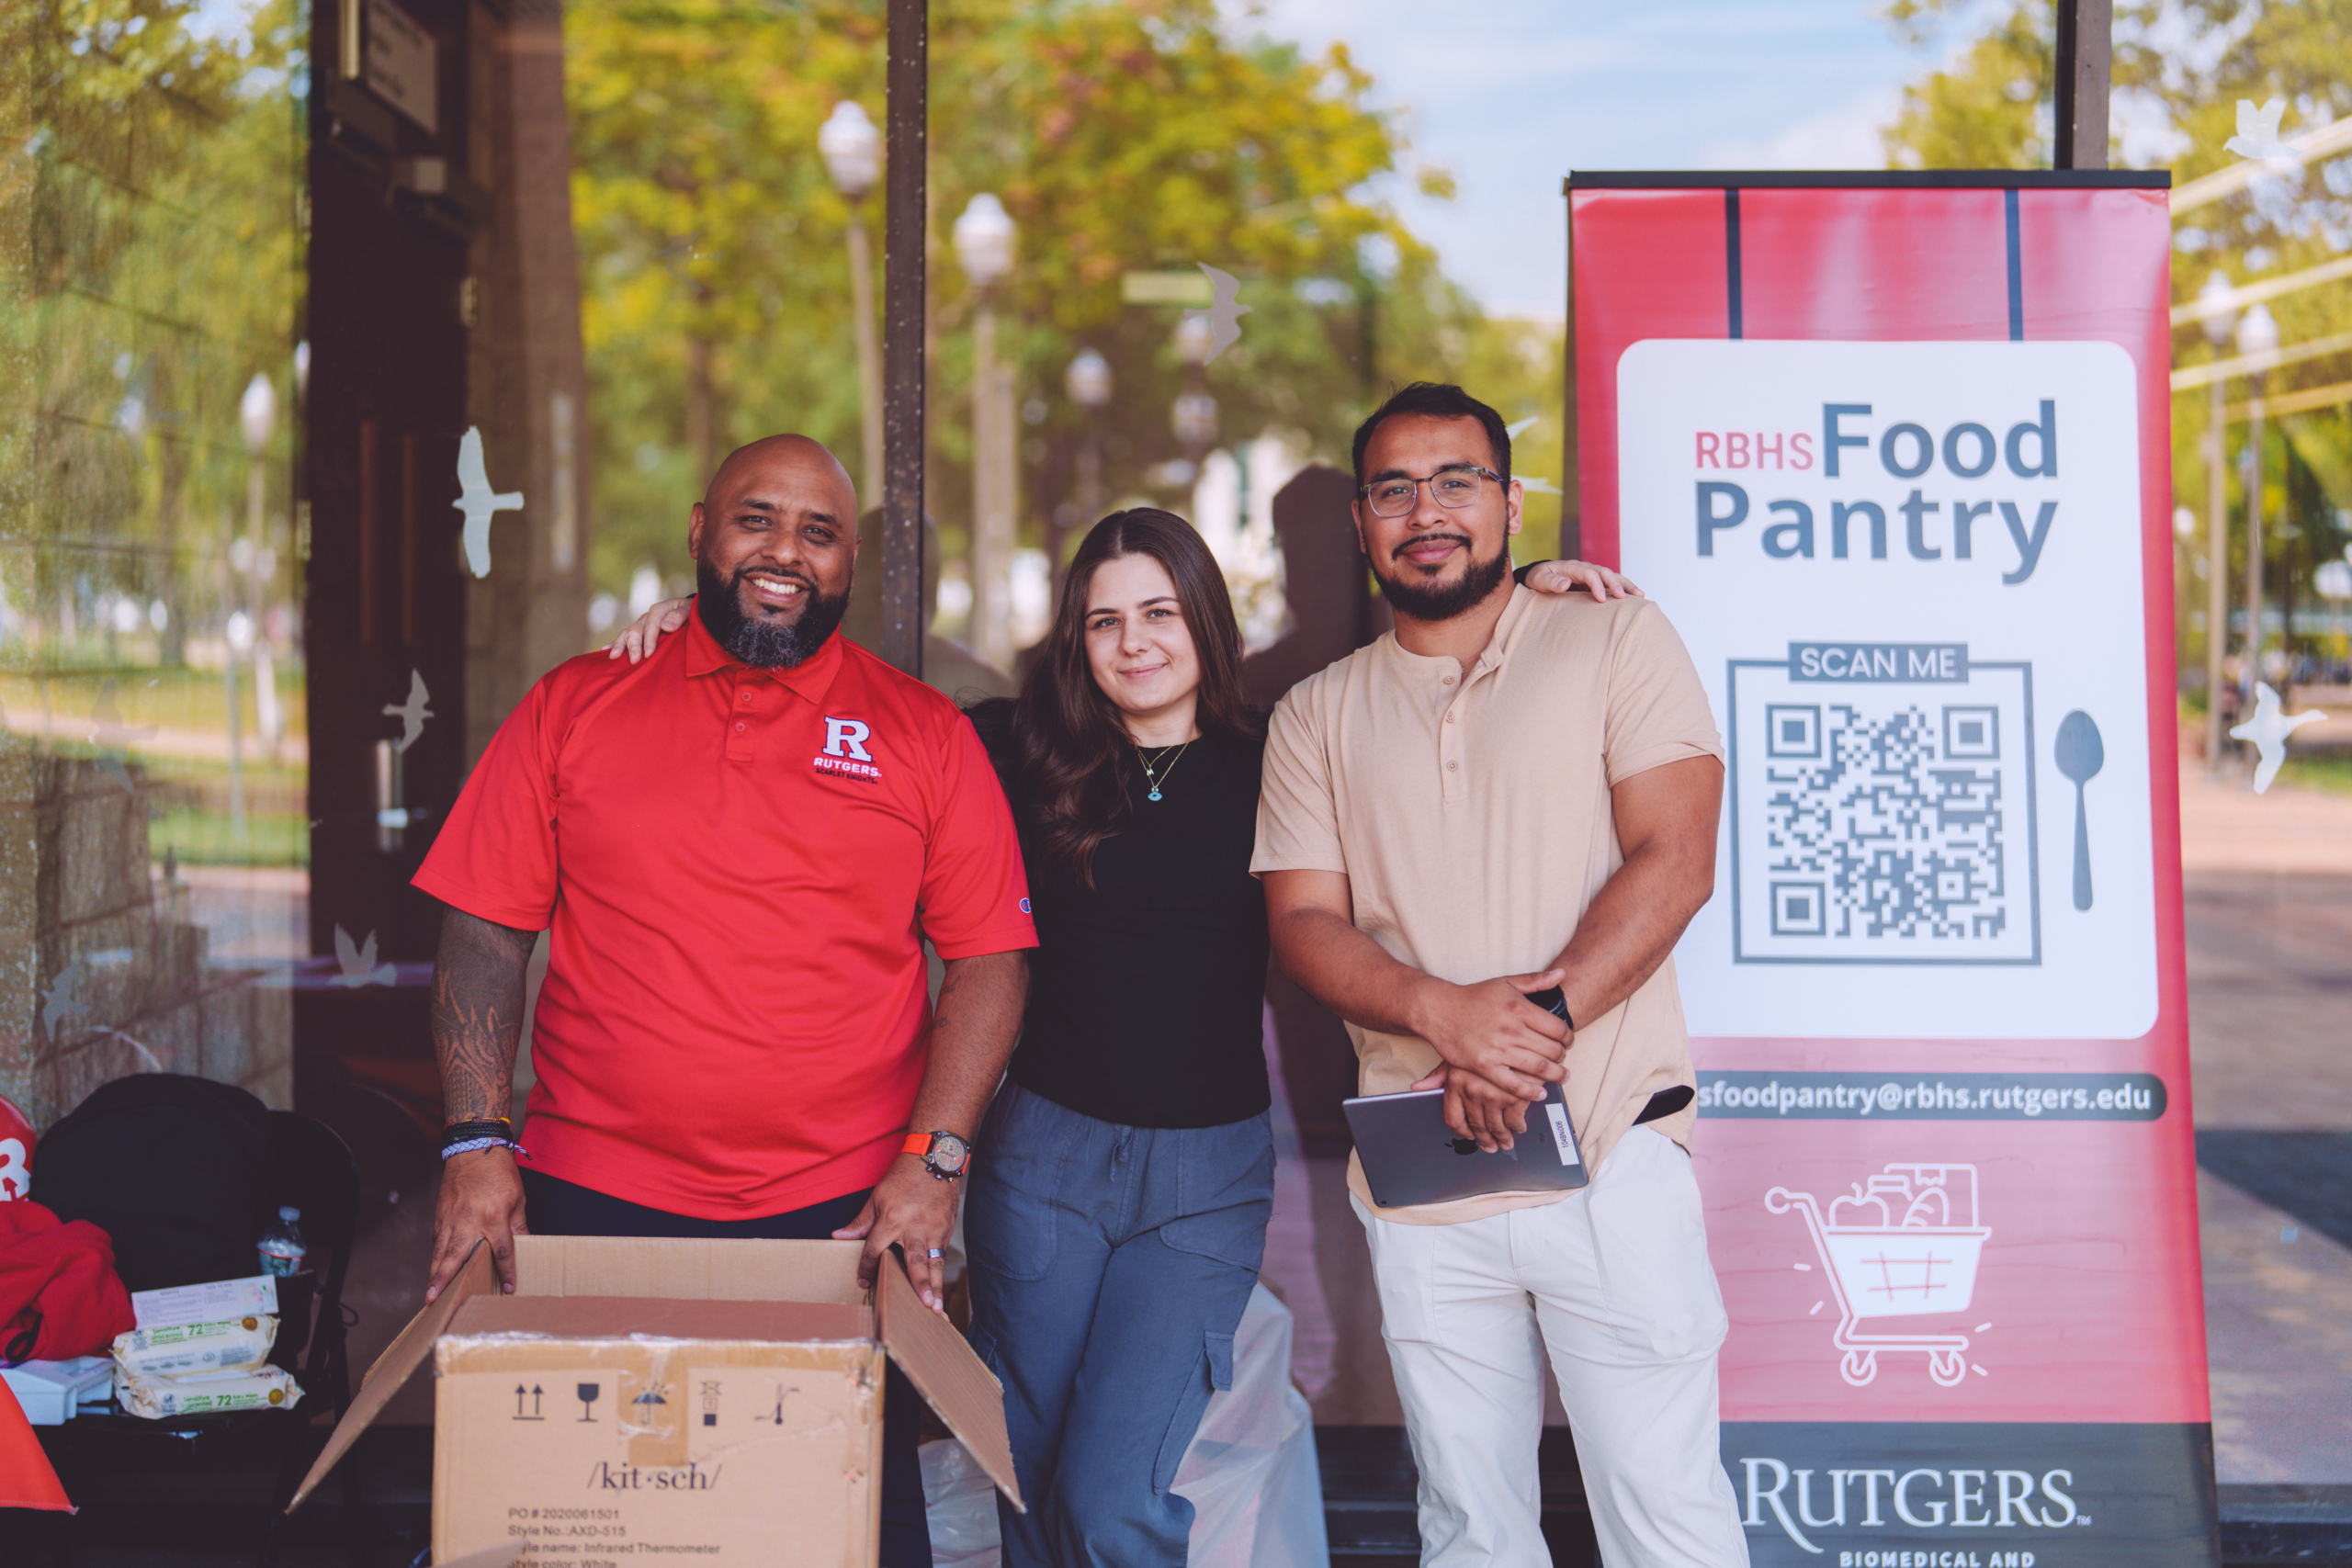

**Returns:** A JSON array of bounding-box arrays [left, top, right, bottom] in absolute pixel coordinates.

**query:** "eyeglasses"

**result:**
[[1359, 466, 1504, 518]]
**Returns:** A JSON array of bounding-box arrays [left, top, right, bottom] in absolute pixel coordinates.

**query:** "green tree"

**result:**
[[566, 0, 877, 508], [11, 0, 305, 670], [2115, 0, 2352, 683], [1880, 0, 2052, 170], [1882, 0, 2352, 681], [567, 0, 1476, 603], [3, 0, 309, 880]]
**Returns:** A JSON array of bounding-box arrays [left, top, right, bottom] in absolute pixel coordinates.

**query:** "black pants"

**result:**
[[522, 1168, 933, 1568]]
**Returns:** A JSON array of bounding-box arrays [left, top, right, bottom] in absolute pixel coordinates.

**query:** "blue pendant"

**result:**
[[1148, 788, 1163, 802]]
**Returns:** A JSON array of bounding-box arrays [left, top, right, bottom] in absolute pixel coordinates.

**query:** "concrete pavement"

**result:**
[[2181, 759, 2352, 1483]]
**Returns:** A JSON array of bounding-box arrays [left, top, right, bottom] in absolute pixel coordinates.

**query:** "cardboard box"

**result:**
[[289, 1235, 1020, 1567]]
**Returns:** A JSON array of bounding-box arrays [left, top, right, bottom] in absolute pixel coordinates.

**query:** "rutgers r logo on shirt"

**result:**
[[815, 716, 881, 782], [822, 717, 873, 760]]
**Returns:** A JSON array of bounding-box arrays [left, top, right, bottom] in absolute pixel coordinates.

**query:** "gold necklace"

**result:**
[[1134, 738, 1195, 802]]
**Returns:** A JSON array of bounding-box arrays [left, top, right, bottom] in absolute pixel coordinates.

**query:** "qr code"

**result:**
[[1763, 704, 2007, 939], [1730, 661, 2037, 964]]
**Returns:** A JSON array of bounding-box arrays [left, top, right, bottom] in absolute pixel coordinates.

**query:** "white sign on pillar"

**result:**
[[363, 0, 438, 135]]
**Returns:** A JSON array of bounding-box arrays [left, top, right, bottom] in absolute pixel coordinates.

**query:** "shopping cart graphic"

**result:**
[[1767, 1163, 1990, 1388]]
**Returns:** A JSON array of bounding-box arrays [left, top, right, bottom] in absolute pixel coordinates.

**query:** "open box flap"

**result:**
[[509, 1234, 867, 1303], [875, 1251, 1024, 1512], [442, 1293, 871, 1344], [286, 1237, 495, 1513]]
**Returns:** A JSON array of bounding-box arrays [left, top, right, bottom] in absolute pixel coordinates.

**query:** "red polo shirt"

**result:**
[[413, 615, 1036, 1219]]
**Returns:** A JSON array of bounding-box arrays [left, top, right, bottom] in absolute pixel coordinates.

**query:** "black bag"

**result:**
[[34, 1073, 275, 1292]]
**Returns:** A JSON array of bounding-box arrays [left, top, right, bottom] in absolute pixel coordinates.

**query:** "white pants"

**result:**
[[1352, 1127, 1749, 1568]]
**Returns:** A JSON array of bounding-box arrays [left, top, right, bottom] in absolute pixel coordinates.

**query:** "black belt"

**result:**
[[1634, 1086, 1696, 1125]]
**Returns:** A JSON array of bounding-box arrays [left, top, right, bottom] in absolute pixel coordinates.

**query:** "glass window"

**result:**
[[4, 0, 309, 1122]]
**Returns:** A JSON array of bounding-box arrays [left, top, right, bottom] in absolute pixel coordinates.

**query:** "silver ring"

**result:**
[[925, 1248, 944, 1260]]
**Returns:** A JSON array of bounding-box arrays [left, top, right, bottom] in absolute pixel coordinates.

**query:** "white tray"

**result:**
[[2, 1355, 114, 1425]]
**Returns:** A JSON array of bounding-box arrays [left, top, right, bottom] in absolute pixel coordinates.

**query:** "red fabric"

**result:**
[[1738, 186, 2015, 341], [415, 615, 1036, 1220], [0, 1378, 72, 1512], [1571, 187, 1729, 568], [0, 1201, 134, 1361]]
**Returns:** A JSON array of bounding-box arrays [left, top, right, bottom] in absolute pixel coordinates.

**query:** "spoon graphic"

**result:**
[[2055, 711, 2103, 911]]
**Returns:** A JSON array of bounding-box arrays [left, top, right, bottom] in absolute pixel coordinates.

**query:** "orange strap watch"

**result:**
[[901, 1129, 971, 1180]]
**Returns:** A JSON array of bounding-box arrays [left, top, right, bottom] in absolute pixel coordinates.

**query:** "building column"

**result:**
[[463, 0, 594, 762]]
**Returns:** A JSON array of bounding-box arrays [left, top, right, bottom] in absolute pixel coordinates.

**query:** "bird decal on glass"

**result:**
[[383, 670, 434, 754], [333, 925, 397, 987], [2224, 97, 2299, 169], [40, 959, 89, 1041], [2229, 682, 2324, 794], [453, 427, 524, 579], [1183, 264, 1250, 365]]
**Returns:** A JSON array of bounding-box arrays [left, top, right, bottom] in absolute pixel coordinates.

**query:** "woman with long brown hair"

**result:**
[[956, 510, 1276, 1566], [614, 509, 1632, 1563]]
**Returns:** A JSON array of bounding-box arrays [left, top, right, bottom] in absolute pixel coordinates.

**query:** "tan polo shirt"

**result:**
[[1251, 584, 1723, 1224]]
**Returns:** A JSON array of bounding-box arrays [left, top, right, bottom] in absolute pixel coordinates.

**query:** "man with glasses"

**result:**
[[1256, 383, 1747, 1565]]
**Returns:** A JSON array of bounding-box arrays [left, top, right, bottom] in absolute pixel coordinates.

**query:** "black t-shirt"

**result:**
[[970, 704, 1272, 1129]]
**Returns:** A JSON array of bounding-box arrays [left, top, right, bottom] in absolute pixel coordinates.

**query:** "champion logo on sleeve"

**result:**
[[814, 716, 882, 782]]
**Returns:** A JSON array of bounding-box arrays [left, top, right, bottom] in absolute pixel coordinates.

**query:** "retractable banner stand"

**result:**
[[1571, 172, 2217, 1568]]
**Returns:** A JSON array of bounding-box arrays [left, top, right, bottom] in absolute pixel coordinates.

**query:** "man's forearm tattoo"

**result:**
[[432, 913, 537, 1126]]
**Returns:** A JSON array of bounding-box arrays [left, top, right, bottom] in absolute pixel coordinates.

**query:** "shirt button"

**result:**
[[1445, 714, 1455, 724], [1447, 761, 1458, 771], [735, 722, 746, 732], [1442, 675, 1456, 686], [740, 693, 752, 705]]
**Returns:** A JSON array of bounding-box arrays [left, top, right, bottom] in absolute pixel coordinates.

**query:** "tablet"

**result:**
[[1343, 1078, 1589, 1210]]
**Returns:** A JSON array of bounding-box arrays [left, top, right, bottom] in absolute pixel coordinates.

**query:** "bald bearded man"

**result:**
[[418, 436, 1037, 1565]]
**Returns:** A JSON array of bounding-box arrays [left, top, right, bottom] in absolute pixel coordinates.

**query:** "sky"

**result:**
[[1230, 0, 1938, 317]]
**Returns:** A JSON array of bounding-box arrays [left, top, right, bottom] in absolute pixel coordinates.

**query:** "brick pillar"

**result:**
[[0, 750, 289, 1129]]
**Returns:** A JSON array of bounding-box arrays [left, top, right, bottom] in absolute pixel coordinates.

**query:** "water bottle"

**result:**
[[258, 1205, 308, 1277]]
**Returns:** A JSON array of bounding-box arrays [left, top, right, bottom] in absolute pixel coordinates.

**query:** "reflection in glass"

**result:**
[[3, 0, 309, 1122]]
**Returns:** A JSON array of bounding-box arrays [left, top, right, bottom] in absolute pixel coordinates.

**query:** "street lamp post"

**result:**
[[1170, 390, 1217, 455], [2238, 301, 2279, 718], [954, 193, 1016, 671], [878, 0, 926, 675], [232, 371, 277, 835], [1170, 311, 1218, 480], [2199, 273, 2234, 775], [820, 102, 885, 509], [1062, 347, 1111, 586]]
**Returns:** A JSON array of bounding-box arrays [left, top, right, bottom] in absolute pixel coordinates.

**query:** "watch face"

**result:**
[[930, 1134, 970, 1173]]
